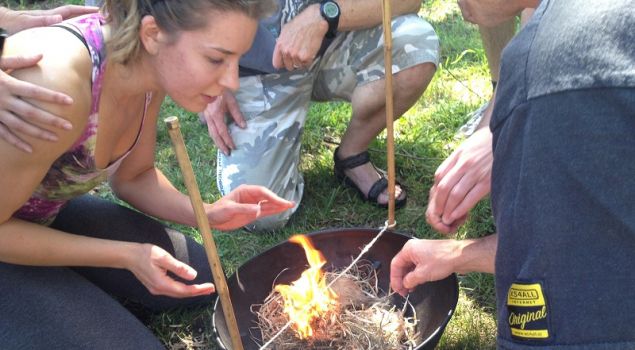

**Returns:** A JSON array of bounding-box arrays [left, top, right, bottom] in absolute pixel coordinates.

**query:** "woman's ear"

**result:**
[[139, 15, 162, 55]]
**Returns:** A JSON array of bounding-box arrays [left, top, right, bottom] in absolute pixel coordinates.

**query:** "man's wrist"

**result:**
[[319, 0, 340, 38], [306, 4, 329, 37]]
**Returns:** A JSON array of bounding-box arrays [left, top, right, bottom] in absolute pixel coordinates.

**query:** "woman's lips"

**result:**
[[202, 94, 218, 104]]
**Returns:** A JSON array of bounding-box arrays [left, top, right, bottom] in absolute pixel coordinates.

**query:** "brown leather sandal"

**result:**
[[333, 147, 407, 209]]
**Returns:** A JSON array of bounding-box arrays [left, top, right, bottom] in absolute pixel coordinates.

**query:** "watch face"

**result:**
[[323, 2, 339, 18]]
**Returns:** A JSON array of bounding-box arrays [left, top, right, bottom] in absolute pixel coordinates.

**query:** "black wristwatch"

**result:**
[[0, 28, 7, 58], [319, 0, 340, 39]]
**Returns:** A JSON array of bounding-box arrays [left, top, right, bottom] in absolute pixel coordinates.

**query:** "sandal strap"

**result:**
[[367, 177, 388, 202], [334, 147, 371, 172]]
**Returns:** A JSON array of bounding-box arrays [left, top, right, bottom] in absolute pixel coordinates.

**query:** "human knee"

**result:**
[[391, 14, 440, 61]]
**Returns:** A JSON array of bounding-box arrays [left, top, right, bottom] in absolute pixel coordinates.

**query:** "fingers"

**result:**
[[224, 92, 246, 128], [0, 54, 43, 71], [207, 112, 233, 155], [402, 266, 428, 292], [7, 94, 72, 128], [0, 108, 58, 142], [203, 93, 242, 156], [448, 181, 490, 222], [0, 123, 32, 153], [149, 279, 216, 299], [51, 5, 100, 20], [258, 198, 295, 216], [272, 42, 310, 71], [429, 151, 463, 226], [9, 76, 74, 106], [272, 43, 284, 70], [233, 184, 295, 209], [154, 255, 216, 298], [440, 169, 477, 224], [13, 14, 64, 32], [390, 248, 415, 296], [434, 149, 459, 185], [425, 205, 456, 234]]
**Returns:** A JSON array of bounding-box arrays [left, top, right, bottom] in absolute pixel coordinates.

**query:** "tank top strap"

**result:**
[[65, 14, 108, 116]]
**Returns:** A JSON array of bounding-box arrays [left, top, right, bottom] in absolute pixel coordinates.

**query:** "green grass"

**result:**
[[12, 1, 498, 348]]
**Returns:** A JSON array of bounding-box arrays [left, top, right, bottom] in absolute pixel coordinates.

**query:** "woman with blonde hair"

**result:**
[[0, 1, 287, 348]]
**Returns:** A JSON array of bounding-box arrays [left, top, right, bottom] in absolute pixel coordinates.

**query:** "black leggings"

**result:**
[[0, 195, 213, 349]]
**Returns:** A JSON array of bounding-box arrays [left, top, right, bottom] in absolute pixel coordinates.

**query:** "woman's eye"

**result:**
[[209, 57, 224, 65]]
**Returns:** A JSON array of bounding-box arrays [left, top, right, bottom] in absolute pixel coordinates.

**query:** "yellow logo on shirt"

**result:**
[[507, 282, 550, 340]]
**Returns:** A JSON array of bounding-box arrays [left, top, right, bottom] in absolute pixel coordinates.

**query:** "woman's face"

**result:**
[[151, 11, 258, 112]]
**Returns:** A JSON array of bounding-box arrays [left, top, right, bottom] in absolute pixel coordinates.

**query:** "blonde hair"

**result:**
[[104, 0, 277, 65]]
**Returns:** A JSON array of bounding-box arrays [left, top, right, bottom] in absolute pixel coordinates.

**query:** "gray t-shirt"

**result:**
[[491, 0, 635, 348]]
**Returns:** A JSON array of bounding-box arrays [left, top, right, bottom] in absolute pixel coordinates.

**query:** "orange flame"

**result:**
[[274, 235, 339, 339]]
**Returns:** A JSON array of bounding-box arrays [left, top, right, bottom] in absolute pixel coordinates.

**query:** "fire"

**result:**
[[274, 235, 339, 339]]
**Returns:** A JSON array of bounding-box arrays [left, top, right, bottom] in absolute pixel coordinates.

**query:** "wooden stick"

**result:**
[[165, 116, 244, 350], [381, 0, 396, 226]]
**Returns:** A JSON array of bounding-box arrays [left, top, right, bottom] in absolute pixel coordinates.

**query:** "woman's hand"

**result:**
[[0, 5, 99, 34], [0, 54, 74, 153], [207, 184, 295, 231], [127, 244, 215, 298]]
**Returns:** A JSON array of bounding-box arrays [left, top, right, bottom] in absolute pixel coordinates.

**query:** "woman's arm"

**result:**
[[0, 27, 92, 225], [110, 96, 294, 230]]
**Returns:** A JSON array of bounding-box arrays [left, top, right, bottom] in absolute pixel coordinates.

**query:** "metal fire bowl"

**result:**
[[213, 228, 459, 350]]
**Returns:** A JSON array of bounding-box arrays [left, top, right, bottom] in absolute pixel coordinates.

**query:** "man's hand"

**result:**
[[272, 4, 328, 71], [390, 239, 462, 296], [390, 235, 497, 296], [457, 0, 539, 27], [206, 184, 295, 231], [0, 5, 99, 35], [198, 90, 245, 156], [426, 127, 493, 234], [0, 54, 73, 153]]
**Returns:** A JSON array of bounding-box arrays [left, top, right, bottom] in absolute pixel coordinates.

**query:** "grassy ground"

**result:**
[[9, 1, 500, 348]]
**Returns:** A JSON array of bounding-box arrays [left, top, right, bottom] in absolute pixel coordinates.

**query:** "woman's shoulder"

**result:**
[[5, 26, 94, 134]]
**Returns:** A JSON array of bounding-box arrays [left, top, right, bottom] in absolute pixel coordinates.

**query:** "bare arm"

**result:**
[[273, 0, 421, 70], [110, 96, 294, 231], [390, 234, 497, 296], [0, 29, 215, 298]]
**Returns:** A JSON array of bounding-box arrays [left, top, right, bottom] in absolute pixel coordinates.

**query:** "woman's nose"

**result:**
[[220, 61, 240, 92]]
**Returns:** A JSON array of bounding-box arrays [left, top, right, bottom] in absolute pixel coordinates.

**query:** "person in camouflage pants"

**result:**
[[201, 0, 440, 232]]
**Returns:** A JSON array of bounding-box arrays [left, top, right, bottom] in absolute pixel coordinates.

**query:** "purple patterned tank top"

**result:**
[[14, 14, 151, 225]]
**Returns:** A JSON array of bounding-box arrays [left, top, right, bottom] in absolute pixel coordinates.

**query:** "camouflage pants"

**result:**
[[217, 14, 440, 232]]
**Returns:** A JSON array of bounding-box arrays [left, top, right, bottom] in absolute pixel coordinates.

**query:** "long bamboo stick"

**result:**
[[381, 0, 396, 226], [165, 116, 244, 350]]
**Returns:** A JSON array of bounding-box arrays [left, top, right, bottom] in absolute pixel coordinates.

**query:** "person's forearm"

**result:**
[[338, 0, 420, 31], [0, 218, 138, 267], [454, 233, 497, 274], [110, 167, 203, 228], [304, 0, 420, 33]]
